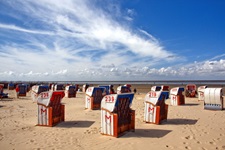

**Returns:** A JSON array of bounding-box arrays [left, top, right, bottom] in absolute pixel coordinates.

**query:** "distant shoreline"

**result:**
[[1, 80, 225, 86]]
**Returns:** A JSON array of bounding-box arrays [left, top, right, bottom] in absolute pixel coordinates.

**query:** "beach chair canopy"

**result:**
[[101, 93, 134, 112], [145, 91, 169, 105], [99, 85, 110, 95], [8, 83, 14, 87], [161, 85, 169, 91], [54, 84, 64, 90], [151, 86, 161, 91], [65, 85, 76, 90], [197, 86, 207, 93], [37, 91, 65, 107], [86, 87, 106, 97], [117, 85, 131, 93], [32, 85, 49, 94], [186, 84, 196, 90], [170, 87, 184, 95]]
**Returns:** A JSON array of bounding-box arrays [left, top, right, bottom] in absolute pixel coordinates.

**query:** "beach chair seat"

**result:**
[[204, 88, 223, 110], [65, 85, 76, 98], [144, 91, 169, 124], [197, 86, 207, 101], [170, 87, 185, 106], [37, 91, 65, 127], [101, 93, 135, 137], [85, 87, 106, 110]]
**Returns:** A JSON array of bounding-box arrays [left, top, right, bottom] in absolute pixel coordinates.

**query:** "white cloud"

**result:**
[[0, 0, 224, 81]]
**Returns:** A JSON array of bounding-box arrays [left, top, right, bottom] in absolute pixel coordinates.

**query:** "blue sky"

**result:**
[[0, 0, 225, 81]]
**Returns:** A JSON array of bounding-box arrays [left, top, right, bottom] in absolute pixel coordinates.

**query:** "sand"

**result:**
[[0, 86, 225, 150]]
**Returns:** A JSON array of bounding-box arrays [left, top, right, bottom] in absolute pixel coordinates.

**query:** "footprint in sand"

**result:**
[[209, 141, 216, 145], [184, 135, 193, 140], [0, 133, 3, 141], [165, 145, 174, 149], [84, 127, 100, 134], [184, 146, 191, 150]]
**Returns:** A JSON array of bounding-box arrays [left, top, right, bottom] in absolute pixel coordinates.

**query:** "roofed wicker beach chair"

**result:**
[[0, 84, 8, 99], [17, 84, 27, 96], [64, 85, 76, 98], [185, 84, 197, 97], [101, 93, 135, 137], [144, 90, 169, 124], [85, 87, 106, 110], [37, 91, 65, 127], [204, 88, 224, 110], [170, 87, 185, 106]]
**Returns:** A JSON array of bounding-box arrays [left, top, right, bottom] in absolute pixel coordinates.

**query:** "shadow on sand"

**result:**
[[162, 118, 198, 125], [122, 129, 172, 138], [56, 120, 95, 128], [181, 103, 200, 106]]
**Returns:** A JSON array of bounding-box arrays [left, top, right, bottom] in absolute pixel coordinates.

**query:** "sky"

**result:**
[[0, 0, 225, 81]]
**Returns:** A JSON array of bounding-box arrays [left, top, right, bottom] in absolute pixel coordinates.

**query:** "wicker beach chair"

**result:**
[[204, 88, 223, 110], [64, 85, 76, 98], [144, 90, 169, 124], [85, 87, 106, 110], [37, 91, 65, 127], [170, 87, 185, 106], [185, 84, 197, 97], [101, 93, 135, 137]]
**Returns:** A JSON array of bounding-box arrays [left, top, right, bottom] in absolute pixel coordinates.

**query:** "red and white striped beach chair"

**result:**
[[144, 91, 169, 124], [170, 87, 185, 106], [204, 88, 224, 110], [85, 87, 106, 110], [37, 91, 65, 127], [101, 93, 135, 137]]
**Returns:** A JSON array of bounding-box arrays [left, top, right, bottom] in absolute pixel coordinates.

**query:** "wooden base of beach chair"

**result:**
[[171, 95, 185, 106], [101, 109, 135, 138], [144, 103, 168, 124], [19, 93, 26, 97], [37, 104, 65, 127], [85, 96, 102, 110]]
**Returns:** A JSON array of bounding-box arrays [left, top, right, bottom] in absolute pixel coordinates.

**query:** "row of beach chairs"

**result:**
[[35, 83, 224, 138]]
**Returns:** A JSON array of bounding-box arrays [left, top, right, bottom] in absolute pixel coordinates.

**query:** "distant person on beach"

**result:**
[[15, 85, 19, 99], [133, 88, 137, 94]]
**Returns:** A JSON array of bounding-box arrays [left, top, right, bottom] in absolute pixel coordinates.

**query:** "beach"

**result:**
[[0, 85, 225, 150]]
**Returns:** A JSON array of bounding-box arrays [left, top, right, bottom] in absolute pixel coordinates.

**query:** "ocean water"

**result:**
[[55, 80, 225, 86]]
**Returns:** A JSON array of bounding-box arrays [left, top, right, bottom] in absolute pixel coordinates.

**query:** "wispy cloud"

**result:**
[[0, 23, 54, 35], [0, 0, 224, 81]]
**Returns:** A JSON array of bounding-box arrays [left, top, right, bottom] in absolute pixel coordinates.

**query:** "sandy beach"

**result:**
[[0, 85, 225, 150]]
